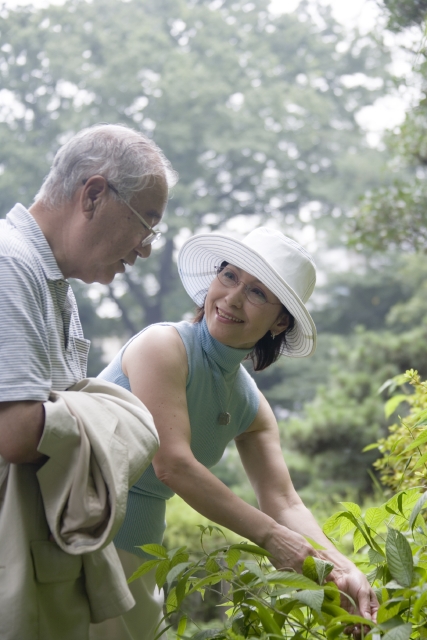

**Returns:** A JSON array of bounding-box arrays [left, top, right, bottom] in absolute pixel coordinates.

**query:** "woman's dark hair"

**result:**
[[192, 279, 295, 372]]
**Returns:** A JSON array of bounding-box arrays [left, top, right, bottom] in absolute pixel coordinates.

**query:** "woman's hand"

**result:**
[[263, 521, 378, 622], [327, 564, 379, 621]]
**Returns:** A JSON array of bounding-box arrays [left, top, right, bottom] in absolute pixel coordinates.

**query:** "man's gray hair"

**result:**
[[35, 123, 178, 207]]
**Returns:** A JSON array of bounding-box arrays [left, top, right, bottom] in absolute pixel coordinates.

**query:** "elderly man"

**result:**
[[0, 123, 177, 639]]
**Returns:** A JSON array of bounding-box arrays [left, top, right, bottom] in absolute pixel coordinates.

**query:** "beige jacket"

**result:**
[[0, 378, 159, 640]]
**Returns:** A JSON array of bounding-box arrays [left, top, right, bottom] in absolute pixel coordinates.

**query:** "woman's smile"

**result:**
[[216, 307, 244, 323]]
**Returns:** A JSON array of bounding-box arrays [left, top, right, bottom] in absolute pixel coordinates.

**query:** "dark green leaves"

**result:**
[[385, 528, 413, 587]]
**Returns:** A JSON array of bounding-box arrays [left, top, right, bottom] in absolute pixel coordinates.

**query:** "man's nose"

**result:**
[[138, 243, 152, 259]]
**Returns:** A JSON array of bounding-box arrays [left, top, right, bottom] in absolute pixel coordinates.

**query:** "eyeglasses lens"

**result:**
[[217, 268, 267, 306]]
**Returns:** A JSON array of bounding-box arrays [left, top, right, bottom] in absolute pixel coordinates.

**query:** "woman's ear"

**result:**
[[270, 311, 290, 336]]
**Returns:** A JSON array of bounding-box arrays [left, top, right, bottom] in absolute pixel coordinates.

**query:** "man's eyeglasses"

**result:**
[[215, 265, 281, 307], [107, 182, 161, 247]]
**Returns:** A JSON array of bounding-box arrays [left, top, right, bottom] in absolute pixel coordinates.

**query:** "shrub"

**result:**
[[130, 489, 427, 639], [369, 369, 427, 493]]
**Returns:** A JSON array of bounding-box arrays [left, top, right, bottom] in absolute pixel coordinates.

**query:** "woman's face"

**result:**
[[204, 264, 289, 349]]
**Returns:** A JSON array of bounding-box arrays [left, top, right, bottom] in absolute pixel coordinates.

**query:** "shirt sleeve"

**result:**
[[0, 256, 52, 402]]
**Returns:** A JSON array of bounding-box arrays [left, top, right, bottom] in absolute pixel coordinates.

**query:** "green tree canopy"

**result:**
[[351, 0, 427, 252], [0, 0, 392, 372]]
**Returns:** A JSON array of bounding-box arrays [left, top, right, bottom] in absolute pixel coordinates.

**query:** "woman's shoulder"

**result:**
[[122, 321, 192, 379]]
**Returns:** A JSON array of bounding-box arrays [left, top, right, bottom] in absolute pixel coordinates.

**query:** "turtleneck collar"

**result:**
[[199, 315, 252, 373]]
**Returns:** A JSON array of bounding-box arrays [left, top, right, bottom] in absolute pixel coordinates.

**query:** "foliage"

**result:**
[[165, 495, 242, 555], [350, 0, 427, 253], [352, 180, 427, 253], [370, 370, 427, 495], [0, 0, 392, 360], [382, 0, 427, 31], [277, 323, 427, 504], [133, 488, 427, 639]]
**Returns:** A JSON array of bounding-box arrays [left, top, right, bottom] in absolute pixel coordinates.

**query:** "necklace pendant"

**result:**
[[218, 412, 231, 426]]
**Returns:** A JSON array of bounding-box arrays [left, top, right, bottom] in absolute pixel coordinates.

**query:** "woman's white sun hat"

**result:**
[[178, 227, 317, 358]]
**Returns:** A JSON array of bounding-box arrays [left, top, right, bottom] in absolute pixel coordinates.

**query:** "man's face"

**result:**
[[71, 176, 168, 284]]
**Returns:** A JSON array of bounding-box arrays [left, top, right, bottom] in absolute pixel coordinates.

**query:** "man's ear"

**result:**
[[270, 311, 290, 337], [81, 176, 108, 219]]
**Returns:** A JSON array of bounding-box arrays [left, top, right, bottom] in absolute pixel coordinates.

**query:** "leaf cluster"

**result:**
[[371, 370, 427, 494], [133, 489, 427, 639], [277, 325, 427, 505]]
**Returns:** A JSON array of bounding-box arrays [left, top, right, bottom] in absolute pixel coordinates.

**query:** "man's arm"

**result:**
[[0, 401, 45, 463]]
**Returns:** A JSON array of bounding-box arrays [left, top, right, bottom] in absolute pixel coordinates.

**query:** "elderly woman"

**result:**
[[91, 228, 378, 640]]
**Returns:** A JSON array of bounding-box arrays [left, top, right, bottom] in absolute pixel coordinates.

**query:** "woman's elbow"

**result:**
[[152, 454, 190, 489]]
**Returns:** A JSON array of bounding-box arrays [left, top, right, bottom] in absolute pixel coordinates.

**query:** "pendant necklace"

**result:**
[[213, 367, 240, 426]]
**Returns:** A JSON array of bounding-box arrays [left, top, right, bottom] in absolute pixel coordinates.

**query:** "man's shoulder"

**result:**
[[0, 217, 43, 275]]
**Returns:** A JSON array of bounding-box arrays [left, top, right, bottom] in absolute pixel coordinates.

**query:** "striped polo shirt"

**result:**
[[0, 204, 90, 402]]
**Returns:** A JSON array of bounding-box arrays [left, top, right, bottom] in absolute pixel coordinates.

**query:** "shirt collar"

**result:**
[[7, 204, 65, 281], [199, 315, 252, 373]]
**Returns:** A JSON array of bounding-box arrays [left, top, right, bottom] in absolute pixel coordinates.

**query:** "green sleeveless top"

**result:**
[[98, 317, 260, 557]]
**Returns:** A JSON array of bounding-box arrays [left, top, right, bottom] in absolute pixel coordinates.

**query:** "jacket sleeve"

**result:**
[[36, 378, 159, 554]]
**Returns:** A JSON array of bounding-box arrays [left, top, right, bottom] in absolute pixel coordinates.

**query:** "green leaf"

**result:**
[[386, 489, 421, 516], [385, 528, 413, 587], [155, 559, 171, 588], [382, 623, 412, 640], [340, 502, 361, 517], [368, 548, 385, 563], [229, 543, 271, 557], [354, 528, 367, 553], [226, 547, 241, 569], [414, 409, 427, 426], [413, 591, 427, 619], [409, 491, 427, 529], [363, 442, 380, 452], [378, 375, 408, 395], [323, 512, 343, 536], [251, 600, 282, 636], [296, 588, 324, 613], [127, 559, 159, 584], [176, 573, 190, 607], [302, 556, 318, 582], [365, 507, 388, 531], [324, 583, 341, 606], [339, 516, 357, 537], [243, 561, 268, 585], [166, 562, 191, 587], [326, 622, 347, 640], [187, 571, 231, 596], [377, 601, 402, 623], [402, 428, 427, 453], [165, 586, 177, 615], [385, 394, 409, 418], [314, 558, 334, 584], [177, 614, 187, 638], [412, 451, 427, 470], [140, 544, 168, 558], [304, 535, 326, 550], [191, 630, 224, 640], [205, 557, 221, 574], [167, 546, 188, 560], [329, 614, 375, 627], [267, 571, 322, 590]]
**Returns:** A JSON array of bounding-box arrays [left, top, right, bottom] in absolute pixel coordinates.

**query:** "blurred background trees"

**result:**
[[1, 0, 426, 511]]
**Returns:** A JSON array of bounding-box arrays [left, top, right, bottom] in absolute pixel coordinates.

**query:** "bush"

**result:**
[[130, 488, 427, 639], [370, 369, 427, 493]]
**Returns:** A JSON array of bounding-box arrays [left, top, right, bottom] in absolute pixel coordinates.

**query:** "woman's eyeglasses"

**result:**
[[215, 265, 281, 307]]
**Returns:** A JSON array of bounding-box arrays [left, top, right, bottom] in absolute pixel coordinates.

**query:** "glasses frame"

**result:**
[[107, 182, 162, 247], [215, 265, 282, 307]]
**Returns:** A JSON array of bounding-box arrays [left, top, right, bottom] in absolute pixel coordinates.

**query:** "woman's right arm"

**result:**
[[122, 325, 316, 570]]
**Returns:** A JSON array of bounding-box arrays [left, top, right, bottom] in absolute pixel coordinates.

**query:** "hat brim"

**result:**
[[178, 234, 317, 358]]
